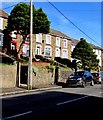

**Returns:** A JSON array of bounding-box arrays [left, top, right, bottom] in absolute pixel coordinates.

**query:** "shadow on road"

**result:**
[[2, 86, 103, 120]]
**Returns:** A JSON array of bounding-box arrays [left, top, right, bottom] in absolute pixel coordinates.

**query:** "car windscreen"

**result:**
[[92, 73, 99, 77], [70, 71, 84, 77]]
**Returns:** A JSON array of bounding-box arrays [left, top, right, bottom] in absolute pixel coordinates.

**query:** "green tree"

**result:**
[[71, 38, 99, 71], [4, 2, 50, 60], [33, 8, 50, 34]]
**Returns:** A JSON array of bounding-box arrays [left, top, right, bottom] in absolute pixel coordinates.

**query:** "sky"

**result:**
[[0, 0, 102, 48]]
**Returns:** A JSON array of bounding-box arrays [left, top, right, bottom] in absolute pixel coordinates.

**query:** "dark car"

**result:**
[[91, 72, 103, 84], [66, 71, 94, 87]]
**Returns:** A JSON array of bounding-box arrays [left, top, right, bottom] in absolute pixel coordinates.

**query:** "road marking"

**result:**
[[3, 111, 32, 120], [56, 96, 88, 106]]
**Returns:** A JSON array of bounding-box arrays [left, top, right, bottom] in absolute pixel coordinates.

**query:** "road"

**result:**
[[1, 84, 103, 120]]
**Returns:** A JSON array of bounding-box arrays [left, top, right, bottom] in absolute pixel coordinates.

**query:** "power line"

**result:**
[[47, 0, 101, 47], [2, 0, 101, 47], [2, 0, 27, 10]]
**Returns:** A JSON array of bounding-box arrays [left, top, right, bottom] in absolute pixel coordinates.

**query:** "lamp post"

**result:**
[[28, 0, 33, 90]]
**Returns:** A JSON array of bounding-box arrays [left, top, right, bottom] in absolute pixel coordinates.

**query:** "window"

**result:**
[[55, 48, 60, 57], [36, 33, 42, 43], [11, 44, 15, 50], [56, 37, 60, 46], [98, 50, 101, 56], [62, 49, 68, 58], [0, 18, 3, 30], [0, 33, 3, 46], [26, 35, 30, 42], [36, 45, 42, 55], [63, 39, 67, 48], [46, 35, 51, 44], [71, 43, 75, 52], [23, 44, 29, 57], [10, 30, 17, 39], [44, 46, 52, 57]]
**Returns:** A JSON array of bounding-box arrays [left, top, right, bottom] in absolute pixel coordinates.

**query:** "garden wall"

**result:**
[[0, 65, 17, 88]]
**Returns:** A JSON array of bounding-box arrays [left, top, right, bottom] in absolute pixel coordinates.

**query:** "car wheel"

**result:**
[[90, 80, 94, 86]]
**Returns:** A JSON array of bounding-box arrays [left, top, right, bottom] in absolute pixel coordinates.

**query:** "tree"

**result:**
[[71, 38, 99, 71], [4, 2, 50, 60], [33, 8, 50, 34]]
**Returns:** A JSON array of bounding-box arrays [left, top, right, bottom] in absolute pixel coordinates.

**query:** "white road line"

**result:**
[[56, 96, 88, 106], [3, 111, 32, 120]]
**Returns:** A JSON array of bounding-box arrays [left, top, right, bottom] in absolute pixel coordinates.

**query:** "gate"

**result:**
[[20, 65, 28, 84]]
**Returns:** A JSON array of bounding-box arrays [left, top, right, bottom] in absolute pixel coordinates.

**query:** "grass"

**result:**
[[0, 63, 15, 66]]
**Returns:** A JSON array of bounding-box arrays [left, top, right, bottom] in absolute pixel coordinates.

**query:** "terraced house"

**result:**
[[10, 29, 72, 60], [71, 38, 103, 71], [0, 9, 8, 52], [0, 9, 72, 61]]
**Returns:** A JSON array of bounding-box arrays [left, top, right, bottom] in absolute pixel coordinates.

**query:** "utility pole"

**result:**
[[28, 0, 33, 90]]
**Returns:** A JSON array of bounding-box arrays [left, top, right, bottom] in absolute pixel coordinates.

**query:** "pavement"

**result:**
[[0, 84, 62, 96]]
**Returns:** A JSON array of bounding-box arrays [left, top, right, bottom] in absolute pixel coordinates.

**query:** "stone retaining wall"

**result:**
[[0, 64, 72, 88], [0, 65, 17, 88]]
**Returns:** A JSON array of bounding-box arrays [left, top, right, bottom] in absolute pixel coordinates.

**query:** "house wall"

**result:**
[[3, 18, 8, 30], [0, 65, 17, 88], [93, 49, 102, 67], [15, 33, 72, 61]]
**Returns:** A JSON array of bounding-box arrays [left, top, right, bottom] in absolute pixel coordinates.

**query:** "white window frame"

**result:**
[[55, 48, 60, 57], [11, 30, 17, 39], [63, 39, 67, 48], [36, 33, 42, 43], [22, 44, 29, 57], [0, 33, 3, 46], [11, 44, 16, 50], [0, 18, 3, 30], [46, 35, 51, 44], [62, 49, 68, 58], [44, 46, 52, 57], [56, 37, 60, 47], [71, 43, 75, 52], [36, 44, 42, 55]]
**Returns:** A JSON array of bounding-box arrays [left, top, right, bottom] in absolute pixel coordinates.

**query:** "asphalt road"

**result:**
[[1, 84, 103, 120]]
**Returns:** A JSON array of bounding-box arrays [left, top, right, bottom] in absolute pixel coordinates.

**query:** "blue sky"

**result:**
[[1, 1, 102, 47]]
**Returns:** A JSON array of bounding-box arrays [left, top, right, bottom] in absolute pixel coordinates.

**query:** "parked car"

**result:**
[[91, 72, 103, 84], [66, 70, 94, 87]]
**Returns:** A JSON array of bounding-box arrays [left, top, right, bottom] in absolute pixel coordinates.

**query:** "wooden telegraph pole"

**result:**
[[28, 0, 33, 90]]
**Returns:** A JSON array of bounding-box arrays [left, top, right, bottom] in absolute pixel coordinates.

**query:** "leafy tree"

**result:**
[[71, 38, 99, 71], [4, 2, 50, 60], [2, 29, 12, 55], [33, 8, 50, 34], [72, 60, 77, 72]]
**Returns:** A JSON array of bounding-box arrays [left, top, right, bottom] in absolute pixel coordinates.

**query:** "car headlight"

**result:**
[[77, 78, 82, 80]]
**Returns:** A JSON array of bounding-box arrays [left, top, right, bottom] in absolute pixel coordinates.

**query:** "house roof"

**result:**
[[71, 38, 79, 45], [0, 9, 8, 18], [90, 43, 103, 51], [50, 28, 71, 40], [70, 38, 103, 51]]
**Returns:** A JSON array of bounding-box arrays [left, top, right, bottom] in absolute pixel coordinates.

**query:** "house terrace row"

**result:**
[[10, 28, 72, 61]]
